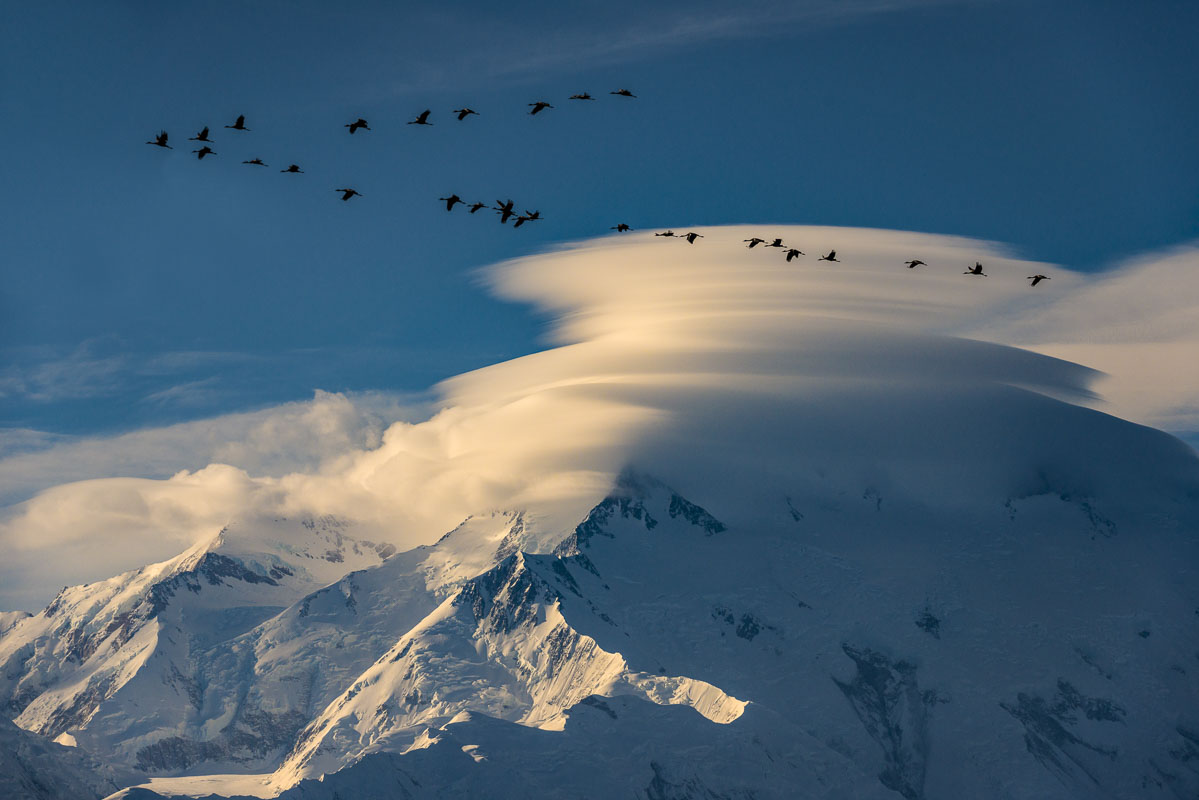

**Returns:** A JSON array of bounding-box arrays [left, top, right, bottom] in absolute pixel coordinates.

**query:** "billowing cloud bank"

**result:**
[[2, 226, 1197, 609]]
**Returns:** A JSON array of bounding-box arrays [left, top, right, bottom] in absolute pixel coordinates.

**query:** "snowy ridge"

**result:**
[[0, 515, 390, 769], [276, 492, 749, 785], [0, 713, 135, 800]]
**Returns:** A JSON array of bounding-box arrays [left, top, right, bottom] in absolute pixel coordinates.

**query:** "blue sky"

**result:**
[[2, 0, 1197, 441]]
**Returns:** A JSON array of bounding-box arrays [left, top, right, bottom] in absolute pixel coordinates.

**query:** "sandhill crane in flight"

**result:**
[[766, 238, 785, 248], [189, 127, 213, 142], [964, 262, 987, 276], [655, 230, 677, 237], [409, 110, 433, 125], [785, 248, 804, 262], [345, 118, 370, 134], [1027, 274, 1050, 286], [611, 223, 631, 232], [818, 250, 840, 262], [495, 199, 517, 224], [513, 210, 541, 228], [744, 237, 766, 248], [281, 164, 304, 173], [336, 188, 362, 201], [682, 232, 704, 244], [468, 202, 487, 214], [242, 158, 268, 166], [904, 259, 926, 269], [528, 101, 554, 115], [225, 115, 250, 131], [611, 89, 636, 97], [192, 146, 215, 160], [453, 108, 478, 121], [146, 130, 172, 149], [570, 92, 594, 100], [440, 194, 464, 211]]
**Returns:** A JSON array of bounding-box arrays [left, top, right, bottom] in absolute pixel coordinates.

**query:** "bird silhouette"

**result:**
[[189, 127, 213, 142], [345, 118, 370, 134], [964, 262, 987, 276], [904, 259, 926, 269], [468, 202, 487, 214], [744, 237, 766, 248], [242, 158, 268, 166], [818, 250, 840, 262], [409, 110, 433, 125], [336, 188, 362, 201], [145, 130, 171, 149], [766, 238, 785, 248], [611, 223, 631, 232], [453, 108, 478, 121], [655, 230, 677, 237], [610, 89, 636, 97], [192, 146, 215, 160], [1027, 274, 1050, 286], [682, 232, 704, 244], [570, 92, 594, 100], [528, 101, 554, 115], [224, 115, 249, 131], [440, 194, 464, 211], [281, 164, 304, 173], [495, 199, 517, 223], [513, 210, 541, 228], [785, 248, 804, 262]]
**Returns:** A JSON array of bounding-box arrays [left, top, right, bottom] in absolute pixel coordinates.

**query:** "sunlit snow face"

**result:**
[[2, 225, 1197, 609]]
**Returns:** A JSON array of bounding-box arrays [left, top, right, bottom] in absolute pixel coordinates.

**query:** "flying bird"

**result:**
[[145, 130, 171, 149], [528, 101, 554, 115], [452, 108, 478, 121], [682, 232, 704, 244], [570, 92, 594, 100], [336, 188, 362, 201], [440, 194, 464, 211], [408, 109, 433, 125], [345, 118, 370, 134], [610, 89, 636, 97], [468, 202, 487, 214], [766, 238, 785, 248], [512, 210, 541, 228], [744, 237, 766, 248], [242, 158, 268, 166], [224, 115, 249, 131], [964, 262, 987, 276], [785, 248, 804, 262], [655, 230, 677, 237], [192, 146, 215, 160], [188, 127, 213, 142], [818, 250, 840, 262], [611, 223, 631, 232], [495, 199, 517, 224], [904, 260, 926, 269], [1027, 274, 1050, 286], [280, 164, 304, 173]]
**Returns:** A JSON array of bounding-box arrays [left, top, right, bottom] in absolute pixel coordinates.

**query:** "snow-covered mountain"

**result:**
[[5, 442, 1197, 799], [0, 515, 392, 769]]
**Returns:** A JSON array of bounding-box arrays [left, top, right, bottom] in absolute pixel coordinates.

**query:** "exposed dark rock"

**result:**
[[833, 645, 933, 800], [915, 611, 940, 640], [1000, 679, 1124, 788]]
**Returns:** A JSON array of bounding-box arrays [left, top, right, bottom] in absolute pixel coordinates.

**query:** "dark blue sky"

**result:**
[[2, 0, 1197, 439]]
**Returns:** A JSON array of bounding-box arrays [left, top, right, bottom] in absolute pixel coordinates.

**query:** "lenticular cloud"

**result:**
[[2, 225, 1196, 608]]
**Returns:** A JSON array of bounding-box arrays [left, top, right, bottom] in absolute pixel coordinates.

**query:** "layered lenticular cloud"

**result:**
[[2, 225, 1197, 610]]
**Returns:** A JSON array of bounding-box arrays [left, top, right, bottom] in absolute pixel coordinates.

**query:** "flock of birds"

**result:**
[[640, 230, 1051, 285], [144, 90, 1049, 286], [143, 89, 638, 223]]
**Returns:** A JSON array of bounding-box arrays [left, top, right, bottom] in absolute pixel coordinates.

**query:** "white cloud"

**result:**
[[2, 226, 1197, 610]]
